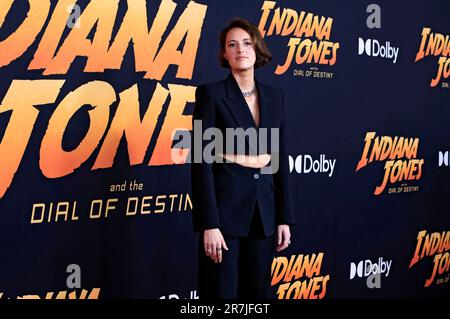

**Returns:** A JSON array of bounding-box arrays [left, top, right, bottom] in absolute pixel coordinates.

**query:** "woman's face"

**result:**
[[223, 27, 256, 72]]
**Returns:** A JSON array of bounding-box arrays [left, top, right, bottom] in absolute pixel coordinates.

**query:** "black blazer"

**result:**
[[191, 72, 295, 237]]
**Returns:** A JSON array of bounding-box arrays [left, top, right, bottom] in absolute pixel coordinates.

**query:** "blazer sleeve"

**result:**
[[274, 88, 296, 226], [191, 85, 221, 231]]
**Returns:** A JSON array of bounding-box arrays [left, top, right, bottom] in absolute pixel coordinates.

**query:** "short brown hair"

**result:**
[[218, 18, 272, 69]]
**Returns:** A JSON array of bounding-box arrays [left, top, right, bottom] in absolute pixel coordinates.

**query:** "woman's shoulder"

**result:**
[[257, 79, 284, 99], [197, 77, 226, 90], [195, 78, 226, 98]]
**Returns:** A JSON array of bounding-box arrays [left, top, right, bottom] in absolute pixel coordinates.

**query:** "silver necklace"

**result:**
[[242, 85, 256, 97]]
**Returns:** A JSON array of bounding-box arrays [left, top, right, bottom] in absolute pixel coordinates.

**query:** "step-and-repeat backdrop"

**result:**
[[0, 0, 448, 299]]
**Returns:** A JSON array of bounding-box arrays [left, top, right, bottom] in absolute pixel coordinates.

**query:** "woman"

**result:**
[[191, 18, 296, 299]]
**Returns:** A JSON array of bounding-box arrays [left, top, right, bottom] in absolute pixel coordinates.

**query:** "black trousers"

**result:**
[[198, 201, 275, 299]]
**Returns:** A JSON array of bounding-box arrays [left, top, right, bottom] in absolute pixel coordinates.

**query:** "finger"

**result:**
[[205, 236, 213, 253], [215, 245, 223, 263], [282, 235, 289, 247], [286, 237, 291, 246], [222, 238, 229, 251], [216, 245, 223, 263], [208, 244, 215, 258], [212, 245, 219, 263], [214, 245, 219, 263], [281, 233, 289, 248], [277, 243, 287, 252], [277, 237, 289, 251], [276, 243, 283, 252], [277, 229, 282, 245]]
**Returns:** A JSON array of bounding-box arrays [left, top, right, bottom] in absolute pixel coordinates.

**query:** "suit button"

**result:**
[[253, 173, 260, 180]]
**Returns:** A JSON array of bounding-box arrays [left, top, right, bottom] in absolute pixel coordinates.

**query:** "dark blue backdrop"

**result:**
[[0, 0, 448, 299]]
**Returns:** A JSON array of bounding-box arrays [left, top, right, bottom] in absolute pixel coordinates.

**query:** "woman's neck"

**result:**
[[232, 69, 255, 92]]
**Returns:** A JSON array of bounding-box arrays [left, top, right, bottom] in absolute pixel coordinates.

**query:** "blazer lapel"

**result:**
[[222, 72, 276, 129], [255, 76, 277, 153], [255, 75, 276, 130], [221, 72, 277, 154], [222, 72, 256, 129]]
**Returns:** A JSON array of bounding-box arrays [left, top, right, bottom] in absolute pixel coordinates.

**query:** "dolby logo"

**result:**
[[288, 154, 336, 177], [358, 37, 399, 63], [350, 257, 392, 279], [439, 151, 449, 167]]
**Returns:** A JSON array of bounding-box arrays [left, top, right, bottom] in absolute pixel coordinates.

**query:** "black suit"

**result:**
[[191, 72, 295, 299]]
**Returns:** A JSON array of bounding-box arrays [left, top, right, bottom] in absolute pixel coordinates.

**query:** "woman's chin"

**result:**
[[232, 65, 253, 72]]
